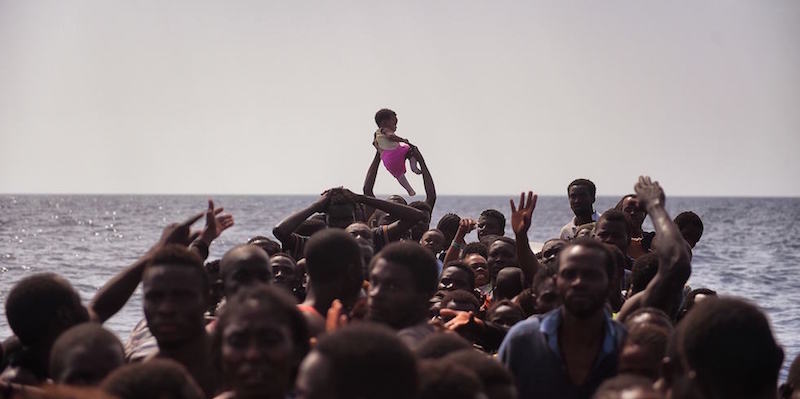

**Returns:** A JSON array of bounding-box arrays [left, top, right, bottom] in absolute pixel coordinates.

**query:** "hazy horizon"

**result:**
[[2, 0, 799, 197]]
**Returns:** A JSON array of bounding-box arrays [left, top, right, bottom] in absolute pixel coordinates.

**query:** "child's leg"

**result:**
[[408, 156, 422, 174], [396, 174, 416, 197]]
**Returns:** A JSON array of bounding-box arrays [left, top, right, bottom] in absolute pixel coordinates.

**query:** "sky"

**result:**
[[1, 0, 798, 196]]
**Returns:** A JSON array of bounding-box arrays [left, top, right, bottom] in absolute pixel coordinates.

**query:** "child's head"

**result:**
[[374, 108, 397, 131]]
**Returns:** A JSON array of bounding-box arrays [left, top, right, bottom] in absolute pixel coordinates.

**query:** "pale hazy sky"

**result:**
[[1, 0, 798, 196]]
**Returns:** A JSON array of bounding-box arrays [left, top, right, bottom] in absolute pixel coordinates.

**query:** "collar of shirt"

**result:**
[[539, 307, 621, 367]]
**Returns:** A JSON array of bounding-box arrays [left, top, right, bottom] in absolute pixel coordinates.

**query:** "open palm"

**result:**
[[510, 191, 538, 235]]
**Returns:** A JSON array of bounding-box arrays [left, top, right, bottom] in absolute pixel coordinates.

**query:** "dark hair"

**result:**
[[304, 229, 363, 283], [440, 289, 481, 310], [494, 267, 524, 301], [100, 359, 204, 399], [492, 236, 516, 248], [559, 238, 616, 281], [409, 201, 432, 215], [442, 261, 476, 290], [620, 324, 670, 379], [442, 350, 515, 399], [247, 236, 282, 256], [513, 288, 536, 318], [479, 209, 506, 228], [678, 297, 783, 399], [622, 307, 673, 332], [296, 218, 328, 237], [414, 333, 472, 360], [146, 245, 209, 296], [49, 323, 125, 385], [593, 373, 657, 399], [461, 242, 488, 259], [532, 267, 556, 294], [677, 287, 718, 321], [5, 273, 89, 346], [613, 194, 637, 212], [374, 108, 397, 126], [630, 253, 659, 295], [487, 300, 524, 323], [418, 358, 484, 399], [373, 242, 439, 296], [597, 209, 633, 239], [270, 252, 298, 263], [436, 214, 461, 235], [212, 285, 310, 383], [674, 211, 703, 232], [314, 323, 418, 399], [568, 178, 596, 198]]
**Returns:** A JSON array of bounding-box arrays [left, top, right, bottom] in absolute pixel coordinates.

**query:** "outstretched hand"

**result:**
[[455, 218, 477, 240], [154, 210, 205, 250], [510, 191, 537, 235], [199, 199, 234, 245], [634, 176, 665, 210]]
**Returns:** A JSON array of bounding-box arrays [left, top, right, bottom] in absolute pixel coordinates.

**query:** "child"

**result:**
[[373, 108, 422, 196]]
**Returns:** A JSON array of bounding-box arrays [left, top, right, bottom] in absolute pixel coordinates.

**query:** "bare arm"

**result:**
[[510, 191, 541, 286], [89, 211, 205, 323], [443, 218, 476, 264], [412, 147, 437, 210], [362, 151, 381, 221], [272, 194, 329, 249], [348, 191, 425, 242], [617, 176, 692, 321]]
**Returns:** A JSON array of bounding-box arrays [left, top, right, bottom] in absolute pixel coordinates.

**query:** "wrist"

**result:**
[[450, 241, 464, 250]]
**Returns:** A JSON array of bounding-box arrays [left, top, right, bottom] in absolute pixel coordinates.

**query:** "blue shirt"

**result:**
[[498, 308, 626, 399]]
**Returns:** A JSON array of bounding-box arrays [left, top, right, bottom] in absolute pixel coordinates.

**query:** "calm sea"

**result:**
[[1, 195, 799, 378]]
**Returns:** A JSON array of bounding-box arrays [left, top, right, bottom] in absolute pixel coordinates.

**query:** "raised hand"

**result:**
[[455, 218, 477, 241], [634, 176, 665, 210], [199, 199, 234, 245], [510, 191, 537, 235], [154, 210, 205, 250]]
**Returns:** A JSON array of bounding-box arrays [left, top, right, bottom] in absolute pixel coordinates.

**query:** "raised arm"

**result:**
[[411, 146, 436, 210], [510, 191, 541, 286], [272, 193, 330, 249], [617, 176, 691, 320], [443, 218, 476, 264], [347, 190, 425, 242], [89, 210, 205, 323], [362, 151, 382, 221], [189, 200, 234, 260]]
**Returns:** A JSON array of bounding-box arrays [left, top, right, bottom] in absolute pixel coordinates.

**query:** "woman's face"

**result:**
[[222, 307, 295, 399]]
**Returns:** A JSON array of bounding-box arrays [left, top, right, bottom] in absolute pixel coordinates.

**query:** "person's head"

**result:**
[[420, 229, 446, 255], [213, 285, 310, 399], [615, 194, 646, 230], [629, 253, 659, 297], [593, 373, 662, 399], [368, 242, 439, 330], [622, 307, 673, 333], [439, 261, 475, 292], [531, 267, 560, 314], [487, 237, 517, 283], [100, 359, 204, 399], [493, 267, 524, 301], [49, 323, 125, 386], [247, 236, 282, 257], [677, 288, 717, 321], [409, 201, 433, 241], [674, 211, 703, 248], [5, 273, 89, 356], [304, 229, 364, 308], [414, 333, 473, 360], [619, 324, 671, 380], [575, 223, 596, 238], [269, 253, 303, 295], [325, 192, 357, 229], [539, 238, 567, 262], [461, 241, 489, 260], [296, 218, 328, 237], [439, 289, 481, 319], [418, 358, 485, 399], [464, 253, 490, 287], [487, 300, 524, 328], [436, 213, 461, 247], [442, 350, 517, 399], [567, 179, 596, 217], [142, 245, 209, 349], [594, 209, 632, 255], [477, 209, 506, 240], [668, 297, 783, 399], [296, 323, 417, 399], [556, 238, 615, 319], [345, 222, 376, 271], [205, 259, 224, 314], [375, 108, 398, 131], [220, 244, 273, 297]]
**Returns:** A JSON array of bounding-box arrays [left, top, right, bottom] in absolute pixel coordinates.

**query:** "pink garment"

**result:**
[[381, 142, 410, 178]]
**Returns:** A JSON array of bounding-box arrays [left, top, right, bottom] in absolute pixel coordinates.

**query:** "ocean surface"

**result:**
[[1, 195, 799, 379]]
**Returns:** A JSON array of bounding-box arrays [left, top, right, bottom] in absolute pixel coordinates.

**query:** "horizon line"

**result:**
[[2, 192, 798, 199]]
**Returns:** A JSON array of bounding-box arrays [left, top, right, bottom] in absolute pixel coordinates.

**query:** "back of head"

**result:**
[[630, 253, 659, 295], [146, 245, 208, 293], [374, 241, 439, 297], [296, 218, 329, 237], [219, 244, 272, 283], [494, 267, 524, 301], [437, 213, 461, 239], [418, 358, 485, 399], [674, 211, 704, 246], [101, 359, 204, 399], [49, 323, 125, 386], [314, 323, 418, 399], [622, 307, 673, 332], [619, 324, 670, 380], [592, 373, 659, 399], [439, 289, 481, 314], [304, 228, 363, 285], [414, 333, 472, 360], [462, 242, 489, 260], [247, 235, 282, 256], [677, 297, 783, 399], [375, 108, 397, 126], [443, 350, 517, 399], [5, 273, 89, 347]]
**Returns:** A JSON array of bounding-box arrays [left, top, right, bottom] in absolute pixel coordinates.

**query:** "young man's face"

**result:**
[[464, 254, 490, 287], [367, 258, 425, 329], [439, 266, 472, 292], [557, 245, 609, 319], [142, 265, 207, 347], [477, 215, 504, 240], [420, 230, 445, 255], [568, 185, 595, 217], [593, 219, 630, 255], [487, 240, 517, 281]]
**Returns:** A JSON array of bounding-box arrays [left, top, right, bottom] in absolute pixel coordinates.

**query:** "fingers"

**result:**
[[510, 199, 517, 213], [182, 211, 205, 227], [189, 230, 201, 242], [326, 299, 344, 332], [530, 193, 538, 211], [213, 207, 224, 215]]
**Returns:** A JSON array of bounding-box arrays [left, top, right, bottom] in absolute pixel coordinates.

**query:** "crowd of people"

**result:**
[[1, 109, 796, 399]]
